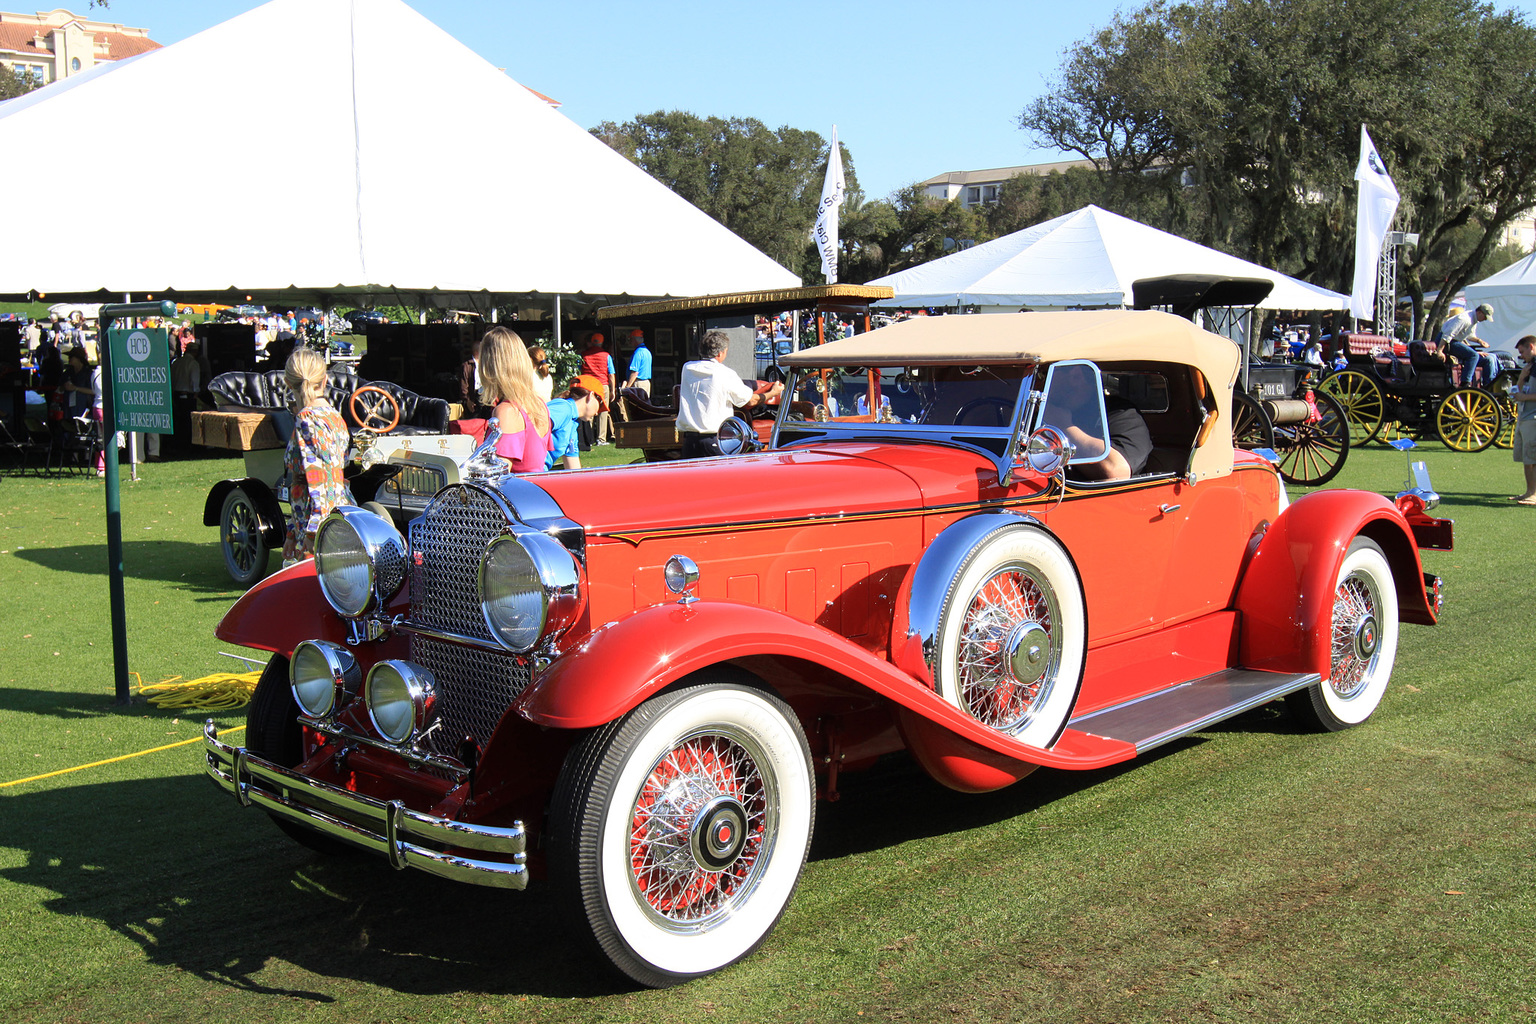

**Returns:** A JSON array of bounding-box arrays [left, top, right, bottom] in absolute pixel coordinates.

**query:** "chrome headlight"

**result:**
[[314, 506, 407, 618], [478, 531, 585, 653], [289, 640, 359, 719], [364, 660, 436, 745]]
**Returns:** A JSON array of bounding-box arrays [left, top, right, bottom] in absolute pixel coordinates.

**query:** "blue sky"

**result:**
[[102, 0, 1536, 202]]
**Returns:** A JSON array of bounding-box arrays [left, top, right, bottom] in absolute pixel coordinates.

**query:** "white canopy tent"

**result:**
[[0, 0, 798, 312], [867, 205, 1347, 313], [1464, 253, 1536, 350]]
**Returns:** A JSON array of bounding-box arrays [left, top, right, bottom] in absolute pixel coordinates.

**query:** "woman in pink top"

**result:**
[[478, 326, 552, 472]]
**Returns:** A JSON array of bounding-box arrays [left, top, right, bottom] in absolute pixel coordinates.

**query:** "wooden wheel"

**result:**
[[1435, 387, 1502, 452], [1232, 392, 1275, 450], [348, 385, 401, 433], [1276, 390, 1350, 487], [1318, 370, 1385, 447], [1493, 394, 1516, 449]]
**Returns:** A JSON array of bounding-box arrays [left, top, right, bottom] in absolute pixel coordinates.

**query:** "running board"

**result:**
[[1067, 669, 1321, 754]]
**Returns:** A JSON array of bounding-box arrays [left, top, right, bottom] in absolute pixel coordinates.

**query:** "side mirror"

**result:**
[[716, 416, 761, 456]]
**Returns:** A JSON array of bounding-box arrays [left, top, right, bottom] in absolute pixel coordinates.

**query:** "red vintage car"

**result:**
[[203, 310, 1450, 987]]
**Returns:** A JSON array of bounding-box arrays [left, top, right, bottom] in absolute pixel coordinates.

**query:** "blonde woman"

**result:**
[[282, 348, 352, 565], [479, 326, 552, 472]]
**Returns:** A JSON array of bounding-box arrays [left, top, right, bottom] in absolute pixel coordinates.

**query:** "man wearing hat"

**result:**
[[624, 328, 652, 397], [547, 374, 607, 470], [1439, 302, 1497, 387]]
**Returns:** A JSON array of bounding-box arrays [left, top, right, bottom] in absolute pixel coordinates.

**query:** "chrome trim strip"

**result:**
[[204, 721, 527, 889], [391, 617, 506, 652], [296, 713, 469, 777]]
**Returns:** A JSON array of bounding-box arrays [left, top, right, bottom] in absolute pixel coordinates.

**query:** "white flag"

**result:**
[[814, 125, 846, 284], [1351, 125, 1401, 323]]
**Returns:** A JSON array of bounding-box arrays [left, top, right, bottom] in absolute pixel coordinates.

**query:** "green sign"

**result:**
[[108, 327, 173, 434]]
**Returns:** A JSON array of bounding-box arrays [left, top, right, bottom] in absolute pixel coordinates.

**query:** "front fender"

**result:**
[[1235, 489, 1436, 676], [213, 560, 409, 660], [203, 478, 285, 545], [516, 599, 1133, 774]]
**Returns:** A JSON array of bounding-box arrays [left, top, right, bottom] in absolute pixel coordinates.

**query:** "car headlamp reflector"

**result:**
[[289, 640, 358, 719], [314, 506, 407, 618], [479, 531, 585, 653], [364, 660, 436, 745]]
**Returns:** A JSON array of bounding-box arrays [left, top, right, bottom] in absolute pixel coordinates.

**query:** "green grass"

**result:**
[[1, 444, 1532, 1022]]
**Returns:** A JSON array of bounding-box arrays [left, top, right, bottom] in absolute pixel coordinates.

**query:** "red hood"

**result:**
[[528, 444, 1002, 535]]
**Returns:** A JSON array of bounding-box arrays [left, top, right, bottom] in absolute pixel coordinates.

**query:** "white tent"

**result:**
[[867, 205, 1347, 313], [0, 0, 798, 309], [1465, 253, 1536, 350]]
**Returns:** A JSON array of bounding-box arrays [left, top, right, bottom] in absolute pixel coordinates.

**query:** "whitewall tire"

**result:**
[[1288, 537, 1399, 730], [934, 527, 1086, 747], [549, 680, 814, 987]]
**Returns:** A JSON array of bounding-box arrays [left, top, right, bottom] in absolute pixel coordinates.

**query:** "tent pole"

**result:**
[[554, 295, 562, 349]]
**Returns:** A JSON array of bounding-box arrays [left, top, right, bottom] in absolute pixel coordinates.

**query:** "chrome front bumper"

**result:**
[[203, 720, 527, 889]]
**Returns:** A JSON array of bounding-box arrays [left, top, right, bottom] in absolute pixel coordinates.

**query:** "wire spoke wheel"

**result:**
[[1276, 390, 1350, 487], [1287, 537, 1398, 731], [1435, 387, 1501, 452], [1318, 370, 1385, 446], [956, 566, 1060, 730]]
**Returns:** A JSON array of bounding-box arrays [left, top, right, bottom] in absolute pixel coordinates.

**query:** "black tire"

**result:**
[[245, 655, 354, 855], [548, 678, 815, 987], [1276, 390, 1350, 487], [220, 487, 271, 588], [1286, 537, 1399, 732], [1232, 392, 1276, 450]]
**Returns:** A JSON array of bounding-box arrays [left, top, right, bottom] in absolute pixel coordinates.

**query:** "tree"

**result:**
[[0, 63, 41, 101], [592, 112, 855, 280], [1022, 0, 1536, 336]]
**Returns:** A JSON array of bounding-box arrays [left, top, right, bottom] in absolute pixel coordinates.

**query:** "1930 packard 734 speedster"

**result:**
[[203, 310, 1450, 987]]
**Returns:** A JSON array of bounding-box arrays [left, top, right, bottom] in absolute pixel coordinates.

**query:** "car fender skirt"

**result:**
[[519, 600, 1136, 777], [1236, 489, 1438, 675]]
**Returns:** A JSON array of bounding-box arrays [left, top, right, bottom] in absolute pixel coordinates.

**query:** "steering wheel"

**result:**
[[954, 396, 1013, 427], [349, 385, 402, 434]]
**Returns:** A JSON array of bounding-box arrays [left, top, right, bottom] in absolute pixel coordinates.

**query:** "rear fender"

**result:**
[[517, 600, 1125, 777], [1236, 489, 1435, 676], [203, 478, 285, 545]]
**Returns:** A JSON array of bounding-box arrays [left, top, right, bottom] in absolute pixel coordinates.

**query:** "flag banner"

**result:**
[[814, 125, 846, 284], [1351, 125, 1401, 322]]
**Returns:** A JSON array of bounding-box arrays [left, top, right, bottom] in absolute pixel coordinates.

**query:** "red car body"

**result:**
[[204, 310, 1449, 986]]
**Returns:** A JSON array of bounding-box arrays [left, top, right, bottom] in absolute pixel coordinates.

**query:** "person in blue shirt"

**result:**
[[547, 374, 607, 469], [625, 329, 653, 396]]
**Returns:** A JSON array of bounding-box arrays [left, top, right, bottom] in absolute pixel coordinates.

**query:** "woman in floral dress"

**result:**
[[281, 347, 352, 565]]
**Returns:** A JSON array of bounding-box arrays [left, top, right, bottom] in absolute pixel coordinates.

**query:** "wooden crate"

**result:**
[[191, 410, 284, 451], [617, 417, 679, 450]]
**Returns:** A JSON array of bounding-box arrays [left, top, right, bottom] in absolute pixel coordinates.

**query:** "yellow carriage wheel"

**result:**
[[1318, 370, 1385, 447], [1435, 387, 1502, 452]]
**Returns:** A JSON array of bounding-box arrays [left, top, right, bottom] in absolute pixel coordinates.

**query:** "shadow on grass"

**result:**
[[10, 539, 246, 596], [3, 775, 629, 1002]]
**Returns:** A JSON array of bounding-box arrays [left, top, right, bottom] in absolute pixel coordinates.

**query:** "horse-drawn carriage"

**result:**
[[1317, 332, 1521, 452], [1132, 275, 1351, 487]]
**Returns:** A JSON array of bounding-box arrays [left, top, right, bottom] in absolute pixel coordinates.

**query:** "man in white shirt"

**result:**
[[676, 330, 783, 458], [1438, 302, 1496, 386]]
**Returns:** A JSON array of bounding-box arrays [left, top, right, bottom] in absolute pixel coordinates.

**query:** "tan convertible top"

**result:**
[[778, 309, 1244, 483]]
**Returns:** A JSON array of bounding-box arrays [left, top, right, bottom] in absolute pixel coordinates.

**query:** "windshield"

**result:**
[[782, 365, 1032, 430]]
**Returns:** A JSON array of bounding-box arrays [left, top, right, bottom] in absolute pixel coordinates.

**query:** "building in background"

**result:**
[[920, 159, 1096, 208], [0, 8, 160, 87]]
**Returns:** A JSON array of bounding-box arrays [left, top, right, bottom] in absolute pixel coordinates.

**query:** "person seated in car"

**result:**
[[1042, 363, 1152, 481]]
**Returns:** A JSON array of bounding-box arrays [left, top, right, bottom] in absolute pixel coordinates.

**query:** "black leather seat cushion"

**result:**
[[208, 369, 448, 435]]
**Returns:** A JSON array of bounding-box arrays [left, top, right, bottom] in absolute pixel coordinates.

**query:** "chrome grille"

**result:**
[[409, 484, 525, 758], [411, 635, 532, 757], [409, 485, 508, 637]]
